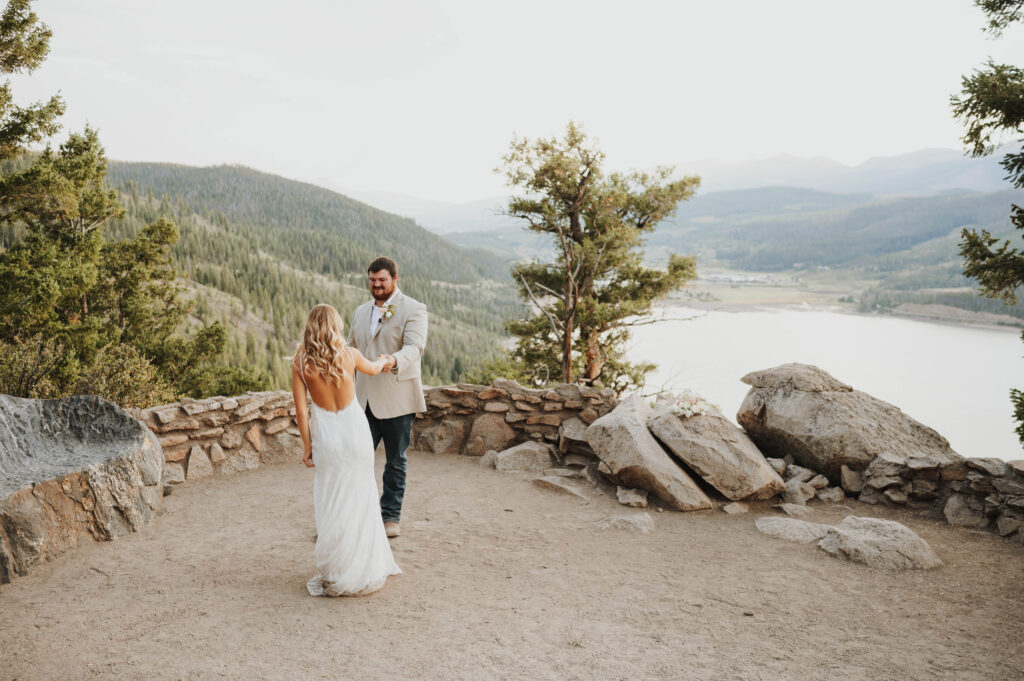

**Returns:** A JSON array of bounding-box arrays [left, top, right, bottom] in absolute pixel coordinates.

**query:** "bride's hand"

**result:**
[[302, 448, 314, 468]]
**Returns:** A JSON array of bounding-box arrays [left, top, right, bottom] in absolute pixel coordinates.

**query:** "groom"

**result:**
[[348, 256, 428, 538]]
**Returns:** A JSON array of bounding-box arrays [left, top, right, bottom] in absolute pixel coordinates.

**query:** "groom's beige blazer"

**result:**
[[348, 289, 428, 418]]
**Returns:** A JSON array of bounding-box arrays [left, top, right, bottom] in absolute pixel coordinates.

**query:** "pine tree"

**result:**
[[0, 0, 267, 404], [496, 122, 699, 392], [952, 0, 1024, 443]]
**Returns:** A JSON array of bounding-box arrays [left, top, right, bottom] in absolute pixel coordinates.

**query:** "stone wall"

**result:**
[[133, 377, 1022, 545], [854, 455, 1024, 542], [415, 379, 618, 456], [133, 391, 301, 485], [134, 379, 618, 486]]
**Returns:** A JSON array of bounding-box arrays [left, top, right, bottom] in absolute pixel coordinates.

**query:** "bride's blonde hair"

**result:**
[[293, 304, 348, 386]]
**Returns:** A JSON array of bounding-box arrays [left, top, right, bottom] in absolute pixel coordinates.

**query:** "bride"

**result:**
[[291, 304, 401, 596]]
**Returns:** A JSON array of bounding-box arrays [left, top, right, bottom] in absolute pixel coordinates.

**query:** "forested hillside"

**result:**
[[104, 163, 519, 388], [453, 186, 1024, 291], [650, 188, 1022, 284]]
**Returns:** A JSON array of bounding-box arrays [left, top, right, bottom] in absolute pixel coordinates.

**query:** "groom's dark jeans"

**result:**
[[365, 404, 415, 524]]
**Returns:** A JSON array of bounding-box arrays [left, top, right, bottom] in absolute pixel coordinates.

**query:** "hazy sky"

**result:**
[[13, 0, 1024, 202]]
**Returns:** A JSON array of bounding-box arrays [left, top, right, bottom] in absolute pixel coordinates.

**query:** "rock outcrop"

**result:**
[[737, 363, 963, 479], [735, 364, 1024, 543], [817, 516, 942, 571], [585, 396, 712, 511], [757, 514, 942, 571], [648, 401, 784, 500], [493, 441, 554, 472], [0, 395, 164, 583], [123, 376, 1023, 543]]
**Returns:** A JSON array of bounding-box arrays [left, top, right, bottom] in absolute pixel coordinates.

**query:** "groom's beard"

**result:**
[[371, 284, 395, 301]]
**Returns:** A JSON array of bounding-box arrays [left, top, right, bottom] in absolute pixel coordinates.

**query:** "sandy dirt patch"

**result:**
[[2, 452, 1022, 681]]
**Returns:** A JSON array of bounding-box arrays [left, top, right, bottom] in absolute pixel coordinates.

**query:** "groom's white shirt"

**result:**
[[348, 288, 428, 418], [369, 289, 397, 330]]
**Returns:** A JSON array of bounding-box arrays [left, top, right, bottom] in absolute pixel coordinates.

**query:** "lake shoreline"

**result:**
[[630, 303, 1023, 461], [662, 297, 1023, 332]]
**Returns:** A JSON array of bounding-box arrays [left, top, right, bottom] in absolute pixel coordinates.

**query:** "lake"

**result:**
[[628, 305, 1024, 462]]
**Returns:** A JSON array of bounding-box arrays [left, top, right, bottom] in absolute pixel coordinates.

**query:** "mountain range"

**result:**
[[314, 147, 1012, 236], [99, 151, 1023, 390], [448, 185, 1024, 291]]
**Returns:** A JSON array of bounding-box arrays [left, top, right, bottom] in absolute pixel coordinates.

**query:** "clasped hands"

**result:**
[[377, 353, 397, 373]]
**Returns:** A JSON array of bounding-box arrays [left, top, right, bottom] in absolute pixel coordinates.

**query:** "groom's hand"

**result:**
[[379, 354, 397, 373]]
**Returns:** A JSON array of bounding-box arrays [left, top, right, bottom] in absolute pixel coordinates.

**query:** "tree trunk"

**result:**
[[562, 312, 573, 383], [583, 332, 602, 385]]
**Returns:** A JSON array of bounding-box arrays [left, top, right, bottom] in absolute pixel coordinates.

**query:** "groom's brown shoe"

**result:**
[[384, 521, 400, 538]]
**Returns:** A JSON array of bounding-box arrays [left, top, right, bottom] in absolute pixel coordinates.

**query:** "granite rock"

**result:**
[[648, 402, 784, 501], [596, 513, 654, 533], [616, 486, 649, 508], [737, 363, 963, 478], [494, 441, 553, 472], [585, 396, 712, 512], [817, 516, 942, 571], [533, 476, 589, 499], [755, 517, 830, 543], [0, 395, 164, 584]]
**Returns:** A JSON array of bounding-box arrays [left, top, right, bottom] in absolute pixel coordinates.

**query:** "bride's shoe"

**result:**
[[306, 575, 326, 596]]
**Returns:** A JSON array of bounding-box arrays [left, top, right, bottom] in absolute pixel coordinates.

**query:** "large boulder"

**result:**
[[0, 395, 165, 583], [736, 363, 962, 479], [943, 494, 989, 529], [465, 414, 517, 456], [493, 441, 553, 472], [415, 418, 468, 455], [584, 396, 712, 511], [558, 417, 592, 457], [816, 516, 942, 571], [648, 402, 784, 500]]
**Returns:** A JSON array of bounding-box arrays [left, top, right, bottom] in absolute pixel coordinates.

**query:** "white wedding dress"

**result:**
[[301, 364, 401, 597]]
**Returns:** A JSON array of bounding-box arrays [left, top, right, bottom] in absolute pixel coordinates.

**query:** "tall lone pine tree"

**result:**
[[497, 122, 699, 393], [952, 0, 1024, 443]]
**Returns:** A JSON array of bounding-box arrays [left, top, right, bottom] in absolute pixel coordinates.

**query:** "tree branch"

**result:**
[[517, 270, 561, 336], [622, 311, 707, 327]]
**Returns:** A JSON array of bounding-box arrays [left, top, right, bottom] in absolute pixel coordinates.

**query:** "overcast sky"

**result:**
[[12, 0, 1024, 202]]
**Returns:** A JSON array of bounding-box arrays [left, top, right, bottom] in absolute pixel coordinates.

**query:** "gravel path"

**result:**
[[2, 452, 1022, 681]]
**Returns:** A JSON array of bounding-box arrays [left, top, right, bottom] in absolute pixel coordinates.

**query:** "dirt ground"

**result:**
[[2, 452, 1023, 681]]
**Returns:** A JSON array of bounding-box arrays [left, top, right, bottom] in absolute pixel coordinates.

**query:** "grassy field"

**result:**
[[672, 267, 876, 308]]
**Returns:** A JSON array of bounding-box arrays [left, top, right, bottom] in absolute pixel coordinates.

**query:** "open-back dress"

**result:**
[[300, 352, 401, 596]]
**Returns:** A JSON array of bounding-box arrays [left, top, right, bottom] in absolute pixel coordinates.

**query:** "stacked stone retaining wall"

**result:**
[[133, 391, 301, 485], [134, 379, 618, 486], [414, 379, 618, 456], [133, 381, 1021, 544], [854, 455, 1024, 542]]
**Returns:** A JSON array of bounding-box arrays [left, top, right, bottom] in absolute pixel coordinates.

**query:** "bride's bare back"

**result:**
[[292, 346, 388, 467]]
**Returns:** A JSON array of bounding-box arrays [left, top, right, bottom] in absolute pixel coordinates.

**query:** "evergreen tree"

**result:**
[[0, 0, 62, 161], [952, 0, 1024, 443], [0, 0, 266, 405], [496, 122, 699, 392]]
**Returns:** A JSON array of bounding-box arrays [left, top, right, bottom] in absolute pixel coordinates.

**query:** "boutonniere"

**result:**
[[382, 303, 397, 320]]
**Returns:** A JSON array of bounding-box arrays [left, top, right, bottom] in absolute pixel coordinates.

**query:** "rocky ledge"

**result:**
[[738, 363, 1024, 543], [0, 395, 164, 583]]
